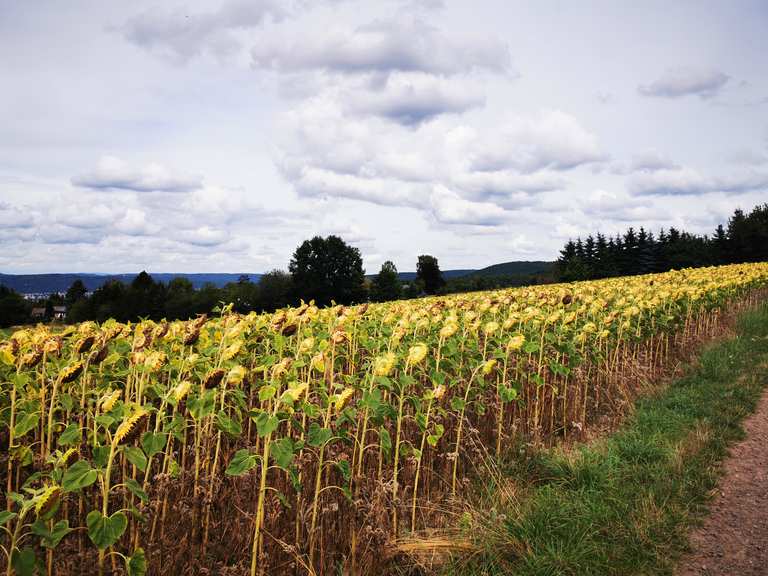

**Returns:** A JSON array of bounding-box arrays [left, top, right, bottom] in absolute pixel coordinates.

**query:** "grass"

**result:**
[[446, 303, 768, 576]]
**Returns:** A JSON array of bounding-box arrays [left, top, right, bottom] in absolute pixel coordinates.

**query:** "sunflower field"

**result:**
[[2, 262, 767, 575]]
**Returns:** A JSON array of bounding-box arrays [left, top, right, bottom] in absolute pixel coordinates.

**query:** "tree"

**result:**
[[165, 277, 195, 320], [222, 278, 259, 314], [65, 279, 87, 306], [371, 261, 402, 302], [126, 271, 166, 319], [0, 286, 30, 327], [258, 270, 293, 311], [416, 255, 445, 295], [289, 235, 366, 306]]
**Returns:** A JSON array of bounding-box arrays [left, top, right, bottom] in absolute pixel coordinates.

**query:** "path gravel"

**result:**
[[677, 385, 768, 576]]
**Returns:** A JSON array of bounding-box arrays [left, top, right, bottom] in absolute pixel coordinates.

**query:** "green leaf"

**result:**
[[92, 445, 110, 468], [307, 423, 332, 447], [335, 459, 351, 482], [127, 548, 147, 576], [427, 423, 445, 447], [62, 460, 97, 492], [0, 510, 17, 525], [259, 384, 277, 402], [450, 397, 466, 412], [102, 352, 121, 367], [499, 385, 518, 403], [189, 390, 216, 420], [124, 478, 148, 503], [166, 413, 186, 442], [522, 341, 540, 354], [57, 423, 81, 446], [254, 412, 279, 438], [95, 414, 114, 427], [141, 432, 167, 457], [124, 447, 147, 472], [11, 445, 33, 467], [225, 449, 259, 476], [32, 519, 73, 549], [60, 394, 74, 412], [379, 427, 392, 457], [13, 412, 39, 437], [270, 437, 295, 469], [11, 547, 36, 576], [215, 411, 242, 437], [86, 510, 128, 550]]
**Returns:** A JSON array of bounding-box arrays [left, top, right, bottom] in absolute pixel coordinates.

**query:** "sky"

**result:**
[[1, 0, 767, 274]]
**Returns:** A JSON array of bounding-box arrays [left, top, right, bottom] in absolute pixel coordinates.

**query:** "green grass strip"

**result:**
[[452, 303, 768, 576]]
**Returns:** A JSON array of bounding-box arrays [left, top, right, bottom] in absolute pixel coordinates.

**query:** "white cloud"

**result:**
[[629, 149, 679, 172], [429, 185, 507, 226], [175, 225, 231, 247], [639, 67, 730, 99], [344, 72, 485, 125], [122, 0, 285, 63], [72, 156, 202, 193], [250, 15, 510, 76], [0, 202, 35, 229], [468, 110, 606, 173], [628, 166, 768, 196]]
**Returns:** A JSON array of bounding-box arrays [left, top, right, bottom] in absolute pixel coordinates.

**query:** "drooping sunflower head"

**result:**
[[36, 485, 62, 518], [407, 343, 428, 366], [373, 352, 397, 377], [101, 389, 122, 412], [203, 368, 226, 389], [114, 409, 149, 446], [59, 361, 84, 383]]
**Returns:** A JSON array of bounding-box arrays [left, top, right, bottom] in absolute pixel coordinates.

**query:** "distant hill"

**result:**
[[394, 269, 476, 281], [468, 261, 554, 278], [3, 262, 555, 296], [0, 273, 263, 295], [368, 262, 555, 282]]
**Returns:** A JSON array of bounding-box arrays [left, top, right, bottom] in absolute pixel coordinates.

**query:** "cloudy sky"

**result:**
[[1, 1, 767, 274]]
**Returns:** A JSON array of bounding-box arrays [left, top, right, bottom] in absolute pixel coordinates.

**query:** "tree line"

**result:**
[[0, 236, 452, 326], [555, 204, 768, 282]]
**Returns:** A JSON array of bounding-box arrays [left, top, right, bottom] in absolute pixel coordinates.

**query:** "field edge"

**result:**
[[438, 302, 768, 576]]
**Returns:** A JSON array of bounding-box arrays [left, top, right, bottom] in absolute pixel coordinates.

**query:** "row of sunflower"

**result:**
[[1, 262, 767, 575]]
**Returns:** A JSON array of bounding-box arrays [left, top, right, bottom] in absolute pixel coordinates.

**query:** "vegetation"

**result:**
[[446, 301, 768, 576], [1, 262, 766, 575], [371, 261, 402, 302], [0, 286, 30, 328], [288, 235, 367, 306], [416, 254, 445, 295], [556, 203, 768, 281]]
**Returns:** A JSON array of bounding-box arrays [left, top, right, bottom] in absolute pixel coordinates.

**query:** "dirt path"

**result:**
[[677, 386, 768, 576]]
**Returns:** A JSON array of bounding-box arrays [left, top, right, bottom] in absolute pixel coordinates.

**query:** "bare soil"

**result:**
[[677, 385, 768, 576]]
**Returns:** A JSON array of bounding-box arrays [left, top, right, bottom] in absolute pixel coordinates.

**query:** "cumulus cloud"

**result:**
[[580, 189, 667, 222], [122, 0, 285, 62], [251, 16, 510, 75], [429, 185, 508, 225], [639, 67, 730, 99], [344, 72, 484, 125], [628, 166, 768, 196], [0, 202, 35, 229], [175, 225, 231, 247], [276, 97, 582, 217], [290, 166, 428, 207], [468, 110, 605, 173], [629, 149, 679, 172], [72, 156, 202, 193]]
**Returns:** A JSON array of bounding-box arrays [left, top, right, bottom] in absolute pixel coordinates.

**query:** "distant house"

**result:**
[[52, 306, 66, 320], [31, 307, 46, 320]]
